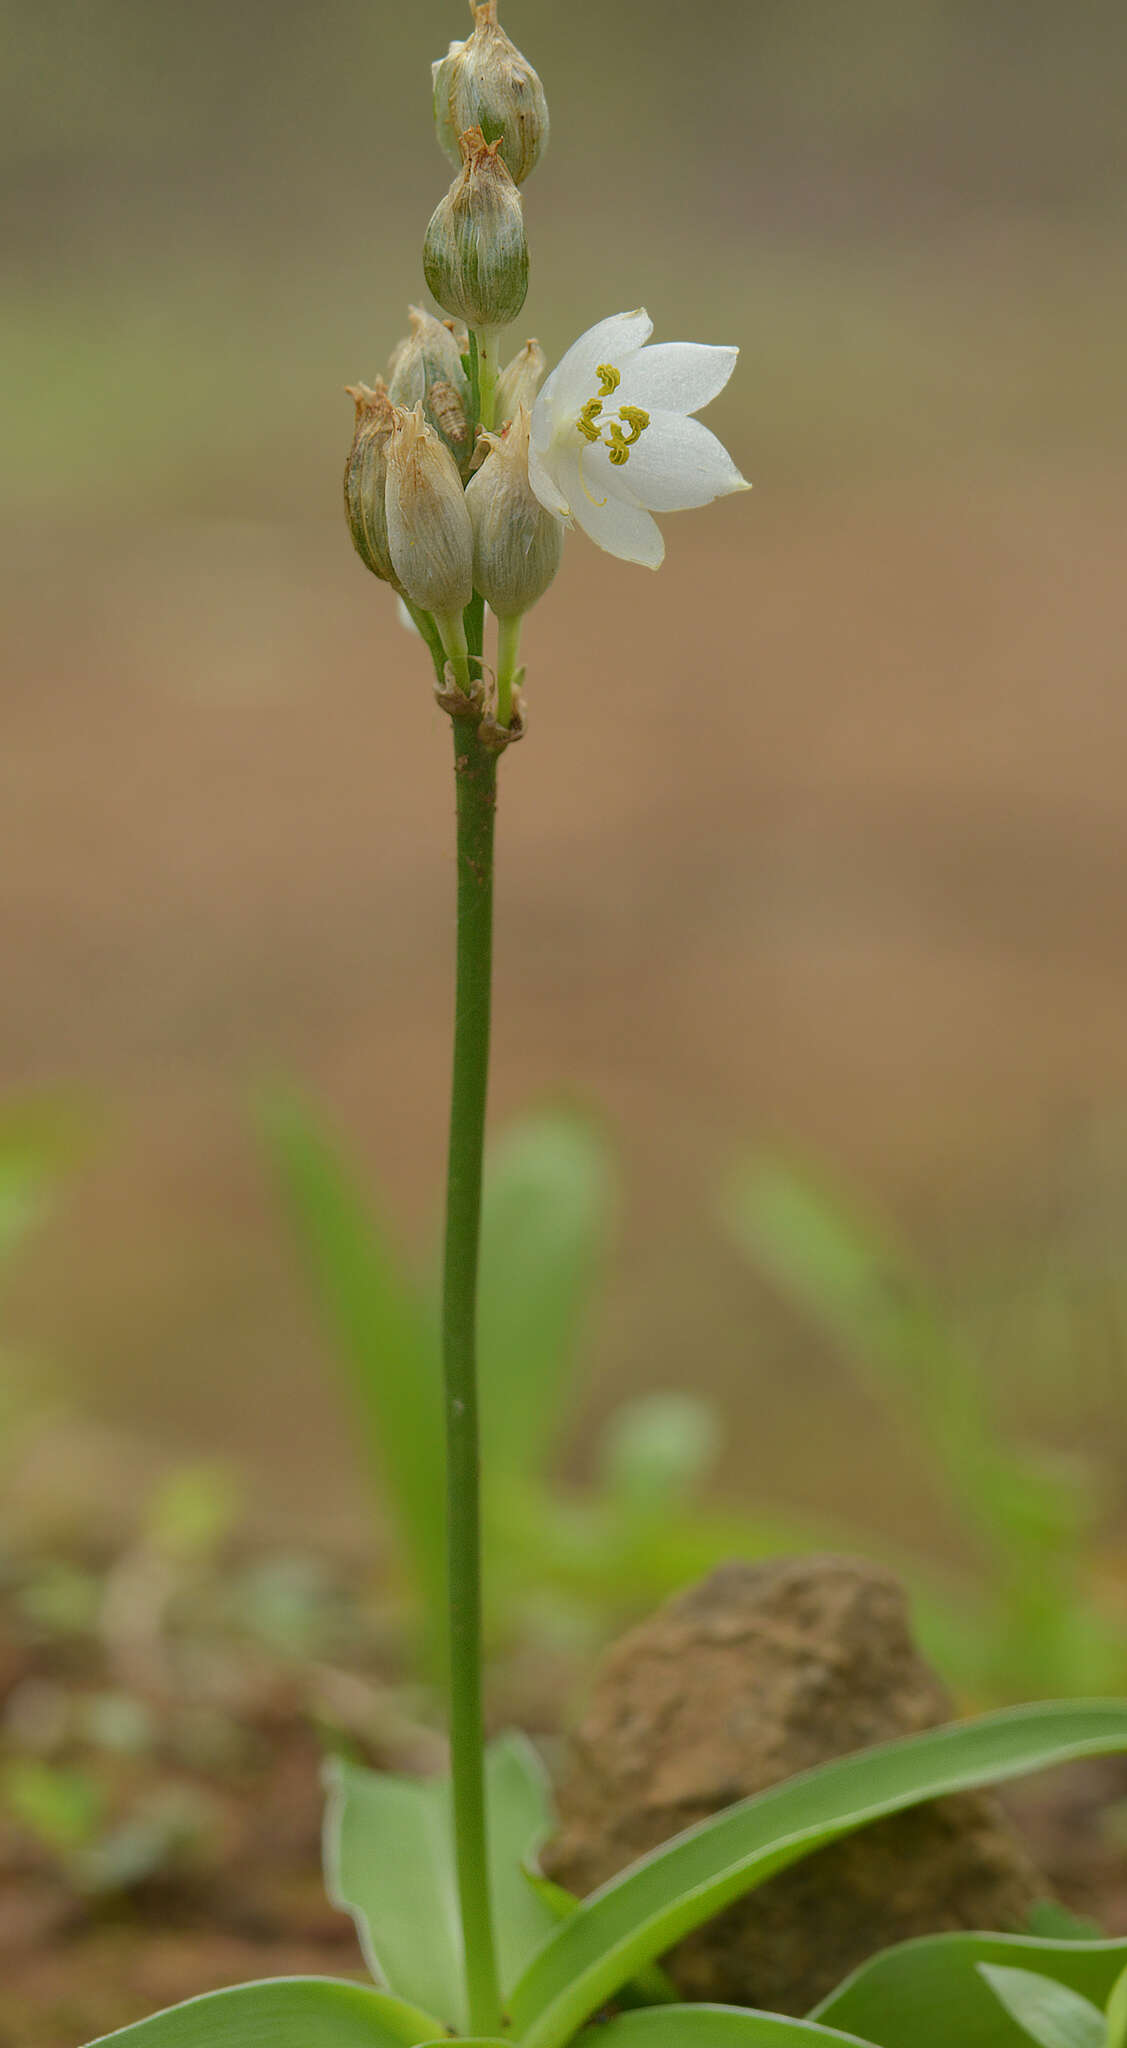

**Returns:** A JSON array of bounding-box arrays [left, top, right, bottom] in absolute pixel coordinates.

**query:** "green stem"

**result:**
[[441, 596, 502, 2034], [436, 608, 472, 694], [475, 327, 499, 433], [404, 598, 447, 679], [495, 612, 522, 730]]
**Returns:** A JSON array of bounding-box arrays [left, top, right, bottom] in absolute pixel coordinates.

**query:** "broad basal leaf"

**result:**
[[325, 1732, 559, 2031], [812, 1932, 1127, 2047], [508, 1701, 1127, 2048], [83, 1977, 442, 2047], [577, 2003, 881, 2048]]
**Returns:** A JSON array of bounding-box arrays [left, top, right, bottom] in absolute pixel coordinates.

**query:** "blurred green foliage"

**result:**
[[263, 1091, 802, 1671], [721, 1153, 1126, 1701], [265, 1087, 1127, 1704]]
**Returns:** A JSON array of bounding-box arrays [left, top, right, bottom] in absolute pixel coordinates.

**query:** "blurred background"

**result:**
[[4, 0, 1126, 1537], [3, 0, 1127, 2033]]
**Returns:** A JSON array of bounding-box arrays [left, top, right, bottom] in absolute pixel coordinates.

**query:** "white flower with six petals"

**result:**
[[527, 308, 748, 569]]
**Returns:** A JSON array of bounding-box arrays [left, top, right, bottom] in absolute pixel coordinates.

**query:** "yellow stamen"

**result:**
[[573, 370, 652, 465], [618, 405, 649, 442]]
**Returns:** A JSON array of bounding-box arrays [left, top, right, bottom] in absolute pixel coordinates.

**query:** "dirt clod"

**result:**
[[544, 1555, 1045, 2016]]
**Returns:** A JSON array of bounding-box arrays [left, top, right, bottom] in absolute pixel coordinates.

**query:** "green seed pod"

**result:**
[[423, 128, 528, 333], [464, 404, 563, 618], [384, 402, 474, 617], [432, 0, 548, 188], [387, 305, 472, 475], [494, 337, 545, 426], [343, 378, 403, 591]]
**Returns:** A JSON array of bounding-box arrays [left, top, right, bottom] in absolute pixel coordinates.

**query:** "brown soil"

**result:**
[[2, 1537, 1125, 2048]]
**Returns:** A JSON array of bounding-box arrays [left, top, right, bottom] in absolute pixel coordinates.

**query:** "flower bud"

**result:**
[[343, 378, 403, 591], [384, 402, 474, 618], [387, 305, 473, 475], [423, 128, 528, 332], [464, 405, 563, 617], [432, 0, 548, 187], [494, 337, 545, 426]]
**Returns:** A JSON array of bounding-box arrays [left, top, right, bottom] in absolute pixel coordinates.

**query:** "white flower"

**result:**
[[527, 308, 748, 570]]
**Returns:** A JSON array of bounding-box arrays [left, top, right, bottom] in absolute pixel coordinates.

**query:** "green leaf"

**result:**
[[978, 1965, 1105, 2048], [486, 1732, 567, 1993], [82, 1977, 443, 2046], [812, 1932, 1127, 2047], [508, 1701, 1127, 2048], [477, 1110, 613, 1487], [577, 2004, 881, 2048], [1025, 1901, 1105, 1943], [258, 1087, 445, 1648], [524, 1861, 680, 2008], [324, 1733, 559, 2031], [1105, 1962, 1127, 2048]]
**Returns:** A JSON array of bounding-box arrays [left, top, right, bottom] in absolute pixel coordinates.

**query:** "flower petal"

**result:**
[[527, 436, 572, 521], [535, 308, 653, 428], [613, 410, 749, 512], [615, 342, 739, 417], [555, 442, 665, 567]]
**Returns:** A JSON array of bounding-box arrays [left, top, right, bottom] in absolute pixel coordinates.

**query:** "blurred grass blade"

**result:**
[[83, 1977, 444, 2046], [259, 1087, 444, 1644], [977, 1964, 1105, 2048], [579, 2006, 881, 2048], [1024, 1901, 1106, 1942], [476, 1110, 614, 1487], [325, 1734, 560, 2032], [719, 1155, 1087, 1609], [0, 1097, 88, 1268], [509, 1702, 1127, 2048], [811, 1932, 1127, 2047], [720, 1153, 974, 1424]]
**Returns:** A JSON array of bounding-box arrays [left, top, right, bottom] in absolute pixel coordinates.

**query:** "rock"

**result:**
[[544, 1556, 1045, 2016]]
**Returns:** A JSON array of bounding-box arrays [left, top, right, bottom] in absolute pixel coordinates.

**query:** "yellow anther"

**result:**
[[618, 405, 649, 442], [575, 378, 651, 463]]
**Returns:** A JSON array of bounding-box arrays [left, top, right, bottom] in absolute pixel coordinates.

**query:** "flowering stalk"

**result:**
[[495, 613, 520, 729], [339, 6, 747, 2025], [441, 655, 503, 2034]]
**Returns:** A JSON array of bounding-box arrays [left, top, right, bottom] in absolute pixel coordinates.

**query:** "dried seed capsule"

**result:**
[[432, 0, 548, 187], [423, 128, 528, 333], [464, 404, 563, 617], [343, 378, 403, 591], [384, 402, 474, 618], [387, 306, 472, 473]]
